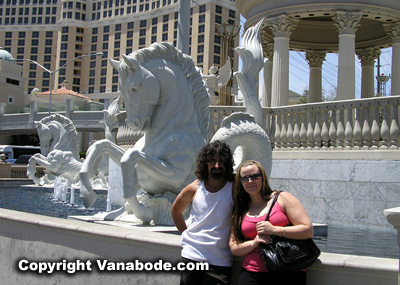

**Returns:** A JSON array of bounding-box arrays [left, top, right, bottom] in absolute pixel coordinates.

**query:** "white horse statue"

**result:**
[[79, 42, 210, 225], [27, 114, 83, 186], [79, 19, 271, 225]]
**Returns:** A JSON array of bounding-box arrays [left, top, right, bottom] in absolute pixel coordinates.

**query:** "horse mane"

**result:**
[[119, 42, 210, 140], [39, 114, 80, 158]]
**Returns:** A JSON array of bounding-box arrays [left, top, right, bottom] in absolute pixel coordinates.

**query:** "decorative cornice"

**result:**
[[356, 47, 381, 66], [261, 32, 274, 60], [333, 11, 362, 35], [306, 51, 326, 68], [383, 22, 400, 44], [265, 15, 299, 38]]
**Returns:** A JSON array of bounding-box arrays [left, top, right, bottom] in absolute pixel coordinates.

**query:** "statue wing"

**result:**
[[217, 58, 232, 88]]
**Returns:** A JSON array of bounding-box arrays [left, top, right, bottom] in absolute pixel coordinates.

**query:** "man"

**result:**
[[171, 140, 235, 285]]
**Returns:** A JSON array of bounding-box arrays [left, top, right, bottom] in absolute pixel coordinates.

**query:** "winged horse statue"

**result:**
[[79, 18, 271, 225]]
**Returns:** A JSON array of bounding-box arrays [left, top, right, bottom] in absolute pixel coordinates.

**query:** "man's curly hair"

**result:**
[[195, 140, 235, 182]]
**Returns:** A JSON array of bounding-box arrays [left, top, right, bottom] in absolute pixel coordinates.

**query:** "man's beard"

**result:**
[[210, 168, 224, 180]]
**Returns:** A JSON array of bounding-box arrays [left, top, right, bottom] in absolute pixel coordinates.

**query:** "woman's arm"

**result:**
[[229, 228, 270, 257], [256, 191, 314, 239]]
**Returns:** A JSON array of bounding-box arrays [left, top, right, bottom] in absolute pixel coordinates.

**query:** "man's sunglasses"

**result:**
[[240, 173, 262, 183]]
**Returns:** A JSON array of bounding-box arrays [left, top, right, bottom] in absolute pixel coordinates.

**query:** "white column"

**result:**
[[28, 101, 37, 128], [77, 131, 83, 153], [333, 11, 362, 101], [266, 15, 298, 107], [306, 51, 326, 102], [0, 102, 5, 115], [261, 43, 273, 107], [383, 22, 400, 96], [176, 0, 190, 55], [103, 98, 110, 110], [65, 99, 72, 118], [357, 47, 381, 98]]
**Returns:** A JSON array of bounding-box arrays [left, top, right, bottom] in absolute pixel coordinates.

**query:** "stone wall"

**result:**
[[0, 208, 397, 285], [270, 157, 400, 232]]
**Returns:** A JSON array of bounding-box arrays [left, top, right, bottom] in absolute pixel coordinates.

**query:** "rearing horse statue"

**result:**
[[28, 114, 83, 186], [79, 42, 210, 225]]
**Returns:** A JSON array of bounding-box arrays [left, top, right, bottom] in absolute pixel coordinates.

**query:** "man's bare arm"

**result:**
[[171, 180, 198, 233]]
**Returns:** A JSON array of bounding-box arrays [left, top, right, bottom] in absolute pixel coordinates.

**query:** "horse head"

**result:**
[[35, 121, 53, 156], [110, 55, 160, 132]]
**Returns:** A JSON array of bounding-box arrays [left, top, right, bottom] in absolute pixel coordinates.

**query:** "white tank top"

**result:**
[[181, 180, 233, 266]]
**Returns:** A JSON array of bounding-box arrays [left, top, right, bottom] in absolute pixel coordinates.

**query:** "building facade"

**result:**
[[0, 49, 25, 114], [0, 0, 239, 103]]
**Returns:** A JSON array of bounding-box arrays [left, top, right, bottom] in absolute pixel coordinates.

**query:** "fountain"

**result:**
[[0, 18, 398, 285], [77, 20, 272, 226]]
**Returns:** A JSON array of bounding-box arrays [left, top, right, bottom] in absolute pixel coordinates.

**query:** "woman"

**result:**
[[229, 160, 313, 284]]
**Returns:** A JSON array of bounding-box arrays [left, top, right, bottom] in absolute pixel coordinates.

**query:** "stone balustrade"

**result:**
[[0, 110, 106, 134], [0, 164, 45, 179], [209, 95, 400, 151], [0, 96, 399, 152]]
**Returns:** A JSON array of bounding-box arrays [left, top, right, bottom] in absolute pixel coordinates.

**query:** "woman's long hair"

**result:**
[[231, 160, 274, 243], [194, 140, 235, 182]]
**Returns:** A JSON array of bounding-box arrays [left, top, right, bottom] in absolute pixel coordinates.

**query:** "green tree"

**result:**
[[298, 88, 309, 104]]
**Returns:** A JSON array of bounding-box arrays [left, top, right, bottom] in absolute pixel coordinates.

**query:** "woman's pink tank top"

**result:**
[[241, 201, 290, 272]]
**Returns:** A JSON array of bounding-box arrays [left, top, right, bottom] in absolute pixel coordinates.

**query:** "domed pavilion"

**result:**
[[236, 0, 400, 106]]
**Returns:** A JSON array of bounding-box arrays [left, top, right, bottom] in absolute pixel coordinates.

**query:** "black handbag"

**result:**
[[259, 191, 321, 273]]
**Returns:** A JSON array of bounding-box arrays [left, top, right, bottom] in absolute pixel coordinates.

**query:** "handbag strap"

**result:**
[[264, 191, 281, 221]]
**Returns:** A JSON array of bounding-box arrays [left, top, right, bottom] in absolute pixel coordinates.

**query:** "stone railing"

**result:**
[[0, 110, 105, 133], [1, 96, 399, 151], [208, 96, 400, 151], [0, 163, 44, 179]]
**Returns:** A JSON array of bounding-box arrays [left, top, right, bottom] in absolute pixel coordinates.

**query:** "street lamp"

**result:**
[[16, 52, 103, 113], [376, 74, 391, 97], [216, 22, 240, 106]]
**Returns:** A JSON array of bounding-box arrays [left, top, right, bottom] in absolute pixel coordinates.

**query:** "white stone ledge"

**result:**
[[272, 150, 400, 160], [316, 252, 398, 272], [0, 208, 181, 248], [0, 208, 398, 285]]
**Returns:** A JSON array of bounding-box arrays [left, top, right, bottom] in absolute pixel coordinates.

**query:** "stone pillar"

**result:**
[[384, 207, 400, 284], [65, 99, 72, 118], [77, 131, 83, 153], [103, 98, 110, 110], [261, 42, 274, 107], [176, 0, 190, 55], [266, 15, 298, 107], [28, 101, 37, 128], [333, 11, 362, 101], [357, 47, 381, 98], [383, 22, 400, 96], [0, 102, 6, 115], [306, 51, 326, 102]]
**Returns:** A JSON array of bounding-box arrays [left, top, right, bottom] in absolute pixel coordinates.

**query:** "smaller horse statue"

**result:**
[[28, 114, 83, 186]]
